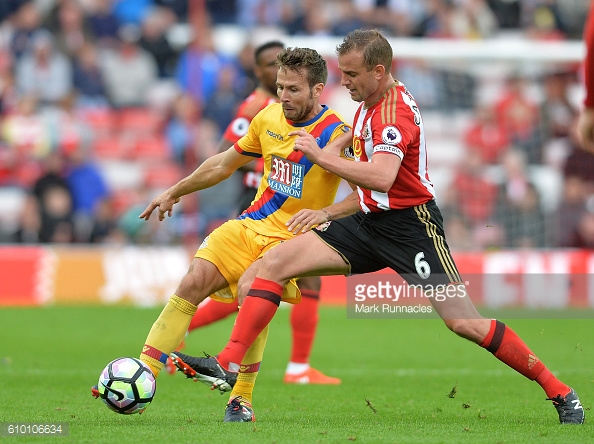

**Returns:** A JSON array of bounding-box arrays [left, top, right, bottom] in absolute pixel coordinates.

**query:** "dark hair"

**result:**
[[254, 40, 284, 65], [276, 47, 328, 87], [336, 29, 392, 72]]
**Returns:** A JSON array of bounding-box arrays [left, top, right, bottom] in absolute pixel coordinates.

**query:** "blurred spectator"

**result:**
[[412, 0, 453, 38], [9, 1, 44, 60], [463, 104, 510, 164], [443, 213, 475, 251], [44, 0, 95, 59], [2, 94, 51, 161], [573, 206, 594, 249], [87, 0, 121, 46], [556, 0, 590, 40], [0, 49, 19, 115], [563, 142, 594, 194], [15, 29, 73, 106], [285, 0, 333, 36], [32, 151, 75, 243], [555, 143, 594, 246], [494, 150, 547, 248], [553, 175, 590, 247], [523, 1, 566, 41], [0, 0, 28, 24], [494, 74, 543, 163], [448, 0, 498, 39], [155, 0, 188, 21], [44, 93, 94, 155], [98, 24, 158, 108], [539, 70, 578, 141], [88, 197, 122, 243], [237, 0, 291, 30], [353, 0, 426, 37], [448, 149, 499, 242], [164, 93, 201, 164], [72, 43, 109, 108], [65, 146, 110, 242], [233, 42, 258, 99], [206, 0, 237, 24], [138, 7, 179, 78], [331, 0, 366, 36], [486, 0, 520, 29], [174, 20, 234, 106], [11, 193, 41, 243], [203, 64, 243, 133], [112, 0, 154, 26], [440, 68, 476, 110], [395, 60, 442, 110]]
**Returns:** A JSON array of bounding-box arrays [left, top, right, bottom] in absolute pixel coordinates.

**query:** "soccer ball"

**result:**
[[97, 357, 156, 414]]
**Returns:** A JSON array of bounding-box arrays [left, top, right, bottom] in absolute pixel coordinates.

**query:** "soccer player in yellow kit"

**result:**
[[180, 41, 340, 385], [121, 47, 353, 420]]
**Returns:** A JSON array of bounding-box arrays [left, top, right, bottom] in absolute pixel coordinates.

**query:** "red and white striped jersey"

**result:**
[[352, 81, 435, 212]]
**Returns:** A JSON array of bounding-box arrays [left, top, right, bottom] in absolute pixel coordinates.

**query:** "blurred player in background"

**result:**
[[120, 46, 354, 421], [167, 41, 340, 386], [176, 29, 585, 425], [577, 1, 594, 153]]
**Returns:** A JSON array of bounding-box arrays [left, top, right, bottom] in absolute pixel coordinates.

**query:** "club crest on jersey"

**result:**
[[381, 126, 402, 145], [268, 155, 304, 199], [343, 145, 355, 159]]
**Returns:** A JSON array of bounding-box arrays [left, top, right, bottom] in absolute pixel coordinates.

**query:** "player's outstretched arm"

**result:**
[[139, 147, 252, 221]]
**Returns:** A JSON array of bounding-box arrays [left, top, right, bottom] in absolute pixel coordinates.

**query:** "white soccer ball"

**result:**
[[97, 357, 156, 414]]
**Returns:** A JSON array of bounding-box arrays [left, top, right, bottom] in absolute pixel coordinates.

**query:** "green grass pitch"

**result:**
[[0, 305, 592, 443]]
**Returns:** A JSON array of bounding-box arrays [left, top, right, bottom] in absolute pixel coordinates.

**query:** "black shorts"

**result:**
[[313, 200, 461, 287]]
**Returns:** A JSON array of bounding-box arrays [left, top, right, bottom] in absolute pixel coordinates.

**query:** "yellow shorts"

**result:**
[[195, 219, 301, 304]]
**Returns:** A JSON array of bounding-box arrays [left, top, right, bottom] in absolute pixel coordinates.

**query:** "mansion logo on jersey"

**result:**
[[268, 155, 304, 198]]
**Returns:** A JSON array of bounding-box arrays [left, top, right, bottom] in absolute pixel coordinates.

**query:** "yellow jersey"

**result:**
[[234, 103, 350, 238]]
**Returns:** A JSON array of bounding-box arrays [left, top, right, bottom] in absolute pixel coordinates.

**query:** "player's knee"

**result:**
[[175, 263, 209, 305], [259, 247, 285, 273]]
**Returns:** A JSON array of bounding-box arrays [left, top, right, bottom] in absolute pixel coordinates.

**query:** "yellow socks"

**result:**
[[229, 324, 269, 403], [140, 295, 197, 377]]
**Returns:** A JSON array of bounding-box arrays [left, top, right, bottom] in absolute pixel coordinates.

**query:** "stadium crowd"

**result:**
[[0, 0, 593, 249]]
